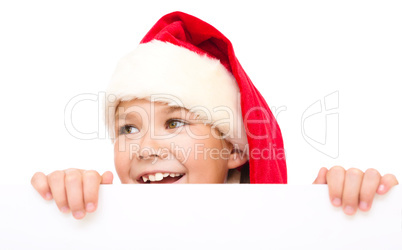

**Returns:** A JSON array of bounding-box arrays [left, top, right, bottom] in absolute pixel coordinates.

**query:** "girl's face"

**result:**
[[113, 99, 246, 184]]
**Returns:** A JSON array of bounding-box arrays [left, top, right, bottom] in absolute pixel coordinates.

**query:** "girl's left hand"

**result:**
[[313, 166, 399, 215]]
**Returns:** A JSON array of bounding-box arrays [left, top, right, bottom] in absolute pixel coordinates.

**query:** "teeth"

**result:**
[[155, 173, 163, 181], [142, 172, 184, 183]]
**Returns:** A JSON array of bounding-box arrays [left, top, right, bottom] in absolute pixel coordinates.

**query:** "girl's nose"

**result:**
[[138, 149, 160, 160], [136, 129, 169, 161]]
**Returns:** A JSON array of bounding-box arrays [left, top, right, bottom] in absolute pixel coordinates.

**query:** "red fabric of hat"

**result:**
[[140, 11, 287, 184]]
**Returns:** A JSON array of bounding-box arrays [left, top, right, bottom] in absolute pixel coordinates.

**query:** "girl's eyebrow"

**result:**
[[115, 111, 140, 120], [165, 106, 206, 123], [114, 106, 186, 119], [115, 112, 129, 120], [165, 106, 187, 114]]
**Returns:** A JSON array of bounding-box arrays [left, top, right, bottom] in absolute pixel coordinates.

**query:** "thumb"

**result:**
[[101, 171, 114, 184], [313, 167, 328, 184]]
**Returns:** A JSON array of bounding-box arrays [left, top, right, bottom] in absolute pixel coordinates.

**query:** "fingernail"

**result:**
[[60, 206, 70, 213], [332, 198, 341, 206], [45, 192, 53, 200], [344, 206, 355, 215], [359, 201, 368, 211], [73, 211, 85, 219], [86, 203, 96, 213], [378, 184, 385, 193]]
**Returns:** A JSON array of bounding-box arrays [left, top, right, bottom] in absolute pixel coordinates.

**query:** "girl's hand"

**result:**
[[31, 169, 113, 219], [313, 166, 398, 215]]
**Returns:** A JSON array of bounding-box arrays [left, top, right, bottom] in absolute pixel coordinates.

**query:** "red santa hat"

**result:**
[[106, 11, 287, 184]]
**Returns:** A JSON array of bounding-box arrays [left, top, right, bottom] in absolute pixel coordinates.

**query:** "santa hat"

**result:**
[[105, 11, 287, 184]]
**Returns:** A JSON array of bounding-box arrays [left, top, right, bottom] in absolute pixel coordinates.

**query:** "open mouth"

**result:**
[[138, 172, 185, 184]]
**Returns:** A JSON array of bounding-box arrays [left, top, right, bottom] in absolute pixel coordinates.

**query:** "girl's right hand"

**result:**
[[31, 169, 113, 219]]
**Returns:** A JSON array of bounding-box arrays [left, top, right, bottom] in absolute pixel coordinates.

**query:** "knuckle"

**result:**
[[383, 173, 396, 179], [365, 168, 380, 177], [347, 168, 363, 177], [31, 173, 49, 193], [65, 168, 79, 172], [84, 170, 100, 179], [31, 172, 43, 185], [328, 166, 345, 176], [333, 165, 344, 169], [48, 170, 64, 183], [65, 170, 81, 183], [383, 173, 398, 183], [330, 165, 345, 172]]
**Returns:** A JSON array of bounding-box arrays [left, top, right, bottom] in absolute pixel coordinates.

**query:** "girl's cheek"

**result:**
[[114, 152, 133, 182]]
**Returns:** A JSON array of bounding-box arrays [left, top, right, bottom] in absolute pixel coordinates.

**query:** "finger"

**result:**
[[83, 170, 102, 213], [31, 172, 53, 200], [358, 168, 381, 212], [326, 166, 345, 207], [342, 168, 364, 215], [65, 169, 86, 219], [377, 174, 399, 195], [313, 167, 328, 184], [101, 171, 114, 184], [48, 171, 70, 213]]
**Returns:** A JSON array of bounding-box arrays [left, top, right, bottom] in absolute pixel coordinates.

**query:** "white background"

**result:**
[[0, 0, 401, 185]]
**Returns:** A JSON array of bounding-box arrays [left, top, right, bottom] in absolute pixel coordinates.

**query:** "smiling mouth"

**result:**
[[138, 172, 185, 184]]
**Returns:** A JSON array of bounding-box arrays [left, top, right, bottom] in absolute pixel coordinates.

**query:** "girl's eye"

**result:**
[[166, 119, 187, 129], [119, 125, 139, 134]]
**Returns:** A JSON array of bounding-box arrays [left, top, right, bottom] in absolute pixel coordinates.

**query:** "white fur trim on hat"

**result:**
[[105, 40, 248, 152]]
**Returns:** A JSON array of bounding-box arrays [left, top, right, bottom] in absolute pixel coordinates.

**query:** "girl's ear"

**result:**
[[227, 149, 248, 170]]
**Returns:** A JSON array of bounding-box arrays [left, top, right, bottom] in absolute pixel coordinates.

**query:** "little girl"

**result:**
[[31, 11, 398, 219]]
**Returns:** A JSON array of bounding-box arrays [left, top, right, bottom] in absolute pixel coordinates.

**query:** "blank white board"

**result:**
[[0, 185, 401, 249]]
